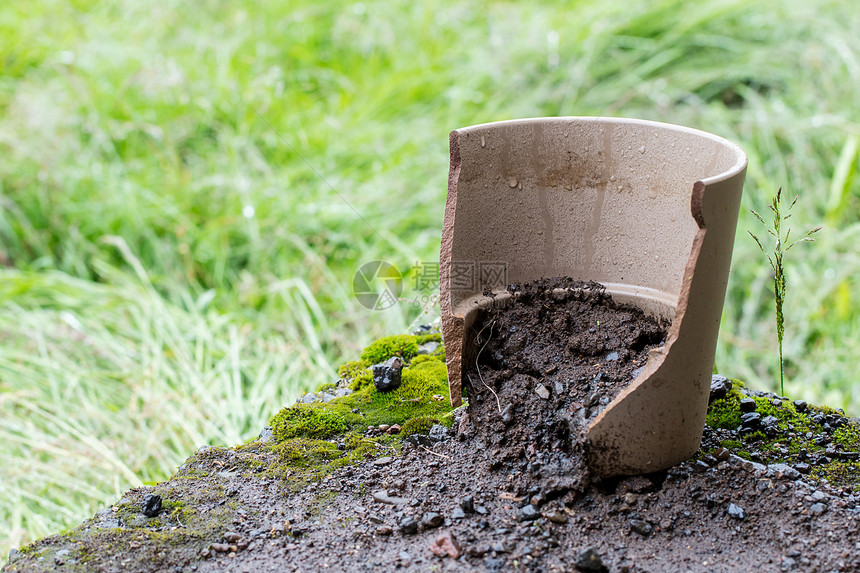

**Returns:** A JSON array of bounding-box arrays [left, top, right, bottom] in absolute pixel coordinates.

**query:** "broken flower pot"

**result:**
[[440, 117, 747, 478]]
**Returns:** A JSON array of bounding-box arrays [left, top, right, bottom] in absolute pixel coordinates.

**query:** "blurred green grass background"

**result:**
[[1, 0, 859, 556]]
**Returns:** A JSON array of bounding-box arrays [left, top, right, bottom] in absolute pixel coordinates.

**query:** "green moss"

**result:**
[[359, 335, 419, 365], [272, 438, 345, 468], [811, 461, 860, 491], [703, 379, 860, 491], [401, 416, 439, 436], [348, 369, 373, 391], [415, 332, 442, 345], [338, 359, 370, 381], [834, 420, 860, 449], [705, 387, 743, 430], [742, 430, 767, 443], [271, 406, 350, 440], [317, 382, 337, 393], [263, 338, 452, 489], [267, 434, 380, 488], [5, 477, 240, 573], [811, 405, 844, 416], [719, 439, 743, 450]]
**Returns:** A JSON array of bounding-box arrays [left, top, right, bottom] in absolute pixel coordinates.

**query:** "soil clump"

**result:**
[[464, 278, 669, 496]]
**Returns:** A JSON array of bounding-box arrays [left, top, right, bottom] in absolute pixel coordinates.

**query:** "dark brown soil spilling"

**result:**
[[464, 278, 669, 496]]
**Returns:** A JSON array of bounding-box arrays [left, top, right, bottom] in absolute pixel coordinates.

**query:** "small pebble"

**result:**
[[517, 505, 539, 522], [373, 357, 403, 392], [809, 503, 827, 516], [429, 424, 449, 442], [629, 519, 652, 537], [795, 463, 811, 474], [399, 516, 418, 535], [546, 510, 568, 524], [430, 531, 461, 559], [422, 512, 444, 529], [386, 424, 402, 435], [727, 503, 746, 520], [141, 494, 162, 517], [709, 375, 731, 402], [575, 547, 605, 572], [460, 495, 475, 513], [713, 447, 731, 461], [739, 398, 757, 413]]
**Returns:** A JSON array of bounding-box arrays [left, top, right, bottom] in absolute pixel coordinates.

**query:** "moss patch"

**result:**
[[704, 382, 860, 491], [271, 407, 350, 440], [401, 416, 439, 436], [261, 333, 452, 489], [359, 334, 419, 365]]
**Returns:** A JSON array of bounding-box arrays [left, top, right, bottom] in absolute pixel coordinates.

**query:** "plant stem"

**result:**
[[748, 188, 820, 397]]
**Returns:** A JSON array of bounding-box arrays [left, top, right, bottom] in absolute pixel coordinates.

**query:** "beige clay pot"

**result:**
[[440, 117, 747, 478]]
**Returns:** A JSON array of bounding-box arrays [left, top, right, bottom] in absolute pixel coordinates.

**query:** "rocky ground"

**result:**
[[5, 292, 860, 572], [5, 408, 860, 573]]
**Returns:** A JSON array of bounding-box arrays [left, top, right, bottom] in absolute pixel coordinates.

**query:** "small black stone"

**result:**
[[739, 398, 757, 413], [761, 415, 779, 428], [517, 504, 539, 522], [142, 494, 162, 517], [693, 460, 710, 472], [399, 516, 418, 535], [709, 375, 731, 402], [460, 495, 475, 513], [809, 503, 827, 515], [793, 400, 807, 412], [405, 434, 433, 447], [421, 512, 444, 528], [629, 519, 652, 537], [575, 547, 605, 571], [740, 412, 762, 429], [372, 357, 403, 392]]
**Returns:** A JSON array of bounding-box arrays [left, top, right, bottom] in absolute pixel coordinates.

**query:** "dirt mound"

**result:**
[[464, 278, 669, 495], [6, 327, 860, 573]]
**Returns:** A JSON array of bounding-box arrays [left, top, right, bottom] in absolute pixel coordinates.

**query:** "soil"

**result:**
[[464, 278, 669, 496], [6, 285, 860, 573]]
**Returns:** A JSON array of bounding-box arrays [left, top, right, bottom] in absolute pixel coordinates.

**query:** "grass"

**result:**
[[748, 188, 821, 395], [1, 0, 859, 560]]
